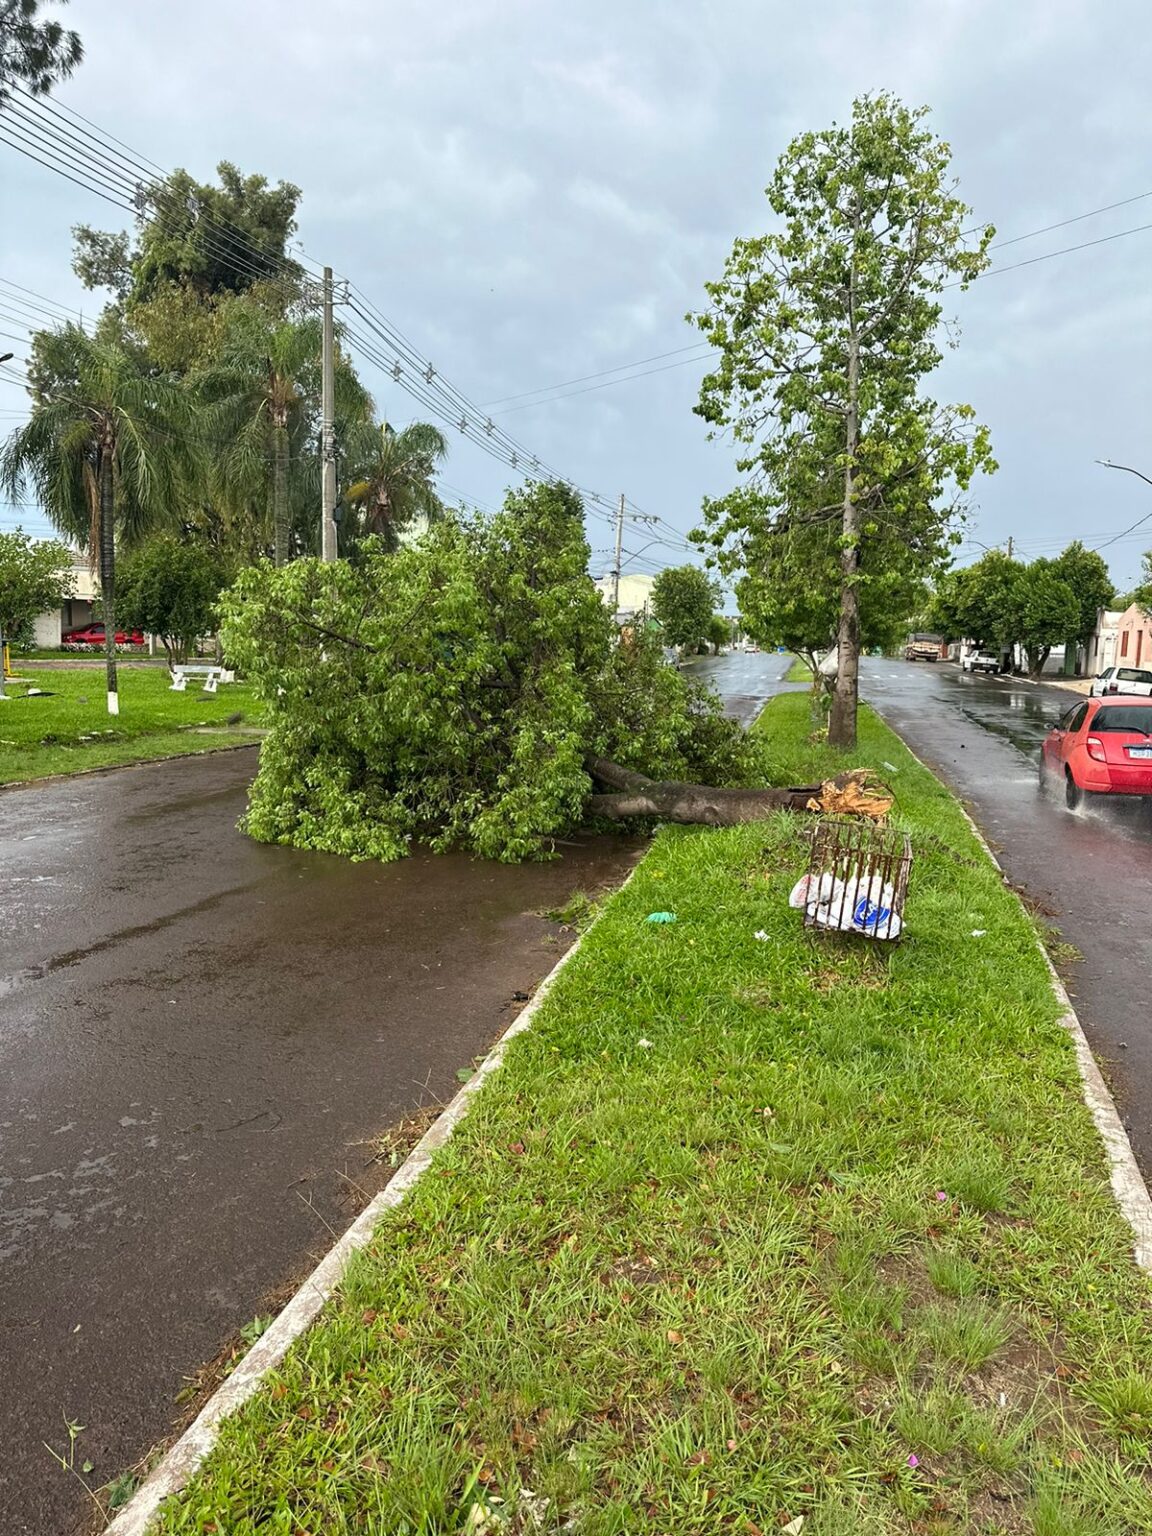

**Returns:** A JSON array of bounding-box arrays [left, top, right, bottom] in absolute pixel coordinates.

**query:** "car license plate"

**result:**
[[1128, 747, 1152, 758]]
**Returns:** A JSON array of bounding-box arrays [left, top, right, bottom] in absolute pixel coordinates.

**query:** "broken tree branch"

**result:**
[[585, 760, 893, 826]]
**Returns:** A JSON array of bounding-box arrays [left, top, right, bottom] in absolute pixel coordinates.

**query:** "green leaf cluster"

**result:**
[[650, 564, 720, 652], [0, 525, 74, 639], [220, 482, 755, 863], [930, 545, 1097, 675], [116, 537, 229, 666]]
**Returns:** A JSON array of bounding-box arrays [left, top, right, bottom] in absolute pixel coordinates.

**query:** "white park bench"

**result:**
[[169, 664, 233, 694]]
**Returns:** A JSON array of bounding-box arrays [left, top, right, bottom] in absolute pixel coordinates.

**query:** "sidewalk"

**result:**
[[132, 696, 1152, 1536]]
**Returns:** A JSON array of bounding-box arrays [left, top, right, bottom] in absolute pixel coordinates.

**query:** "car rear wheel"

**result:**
[[1065, 770, 1083, 809]]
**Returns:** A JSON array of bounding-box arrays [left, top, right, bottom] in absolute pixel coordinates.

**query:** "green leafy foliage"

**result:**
[[690, 92, 996, 745], [1049, 541, 1115, 648], [116, 537, 229, 665], [650, 564, 719, 652], [220, 482, 754, 863], [0, 526, 73, 641], [0, 0, 81, 104], [930, 546, 1083, 675]]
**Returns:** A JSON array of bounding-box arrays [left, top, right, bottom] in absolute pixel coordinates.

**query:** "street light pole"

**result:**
[[610, 493, 625, 613]]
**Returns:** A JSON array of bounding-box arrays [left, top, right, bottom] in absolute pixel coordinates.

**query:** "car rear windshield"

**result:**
[[1093, 706, 1152, 733], [1116, 668, 1152, 683]]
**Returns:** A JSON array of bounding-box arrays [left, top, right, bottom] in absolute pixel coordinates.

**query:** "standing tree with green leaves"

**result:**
[[651, 564, 720, 653], [929, 550, 1023, 652], [202, 310, 368, 567], [1015, 559, 1080, 678], [0, 527, 73, 697], [342, 420, 448, 553], [692, 92, 996, 747], [116, 536, 228, 667], [1, 324, 198, 713], [0, 0, 81, 104], [1050, 540, 1114, 673]]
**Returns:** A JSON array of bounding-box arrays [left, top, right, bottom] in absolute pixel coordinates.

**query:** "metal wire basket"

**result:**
[[800, 818, 912, 941]]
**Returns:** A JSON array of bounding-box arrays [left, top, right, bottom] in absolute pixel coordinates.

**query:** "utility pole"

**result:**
[[610, 492, 625, 614], [320, 266, 338, 562], [1006, 535, 1013, 560]]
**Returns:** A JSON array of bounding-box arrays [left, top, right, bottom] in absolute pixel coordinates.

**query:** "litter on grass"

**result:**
[[645, 911, 676, 924], [793, 818, 912, 941]]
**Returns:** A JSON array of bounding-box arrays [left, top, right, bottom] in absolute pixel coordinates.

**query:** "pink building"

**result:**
[[1115, 603, 1152, 671]]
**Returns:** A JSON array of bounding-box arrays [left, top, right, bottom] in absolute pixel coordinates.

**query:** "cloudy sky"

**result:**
[[2, 0, 1151, 588]]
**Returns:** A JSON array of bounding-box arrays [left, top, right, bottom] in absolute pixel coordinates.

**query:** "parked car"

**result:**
[[1039, 695, 1152, 807], [962, 649, 1000, 674], [62, 622, 145, 647], [1089, 665, 1152, 697]]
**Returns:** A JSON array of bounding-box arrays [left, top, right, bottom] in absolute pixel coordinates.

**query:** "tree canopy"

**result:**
[[219, 482, 755, 863], [1049, 541, 1114, 650], [651, 564, 720, 652], [117, 537, 229, 667], [0, 528, 73, 692], [691, 92, 995, 746], [0, 0, 81, 104]]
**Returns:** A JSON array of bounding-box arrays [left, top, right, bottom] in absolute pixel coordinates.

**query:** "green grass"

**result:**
[[785, 654, 815, 682], [149, 695, 1152, 1535], [0, 664, 264, 784]]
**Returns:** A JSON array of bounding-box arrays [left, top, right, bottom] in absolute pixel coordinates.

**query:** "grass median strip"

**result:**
[[0, 665, 264, 784], [153, 694, 1152, 1535]]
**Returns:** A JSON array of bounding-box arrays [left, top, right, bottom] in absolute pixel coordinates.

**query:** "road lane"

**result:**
[[860, 658, 1152, 1173], [1, 750, 640, 1534]]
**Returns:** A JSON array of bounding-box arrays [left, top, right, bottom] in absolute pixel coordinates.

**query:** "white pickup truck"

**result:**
[[962, 650, 1000, 674]]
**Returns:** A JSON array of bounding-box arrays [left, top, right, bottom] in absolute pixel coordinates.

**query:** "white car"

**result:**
[[962, 650, 1000, 674], [1090, 665, 1152, 697]]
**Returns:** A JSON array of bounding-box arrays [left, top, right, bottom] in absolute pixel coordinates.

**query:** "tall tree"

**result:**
[[343, 420, 447, 553], [72, 162, 302, 304], [1, 324, 197, 712], [1015, 560, 1080, 678], [651, 564, 720, 653], [202, 307, 370, 565], [692, 93, 995, 747], [117, 536, 228, 668], [0, 0, 81, 104], [929, 550, 1023, 650], [0, 526, 73, 698], [1050, 540, 1114, 672]]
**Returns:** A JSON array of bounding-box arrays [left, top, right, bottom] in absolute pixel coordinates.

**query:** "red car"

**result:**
[[62, 622, 145, 647], [1040, 695, 1152, 808]]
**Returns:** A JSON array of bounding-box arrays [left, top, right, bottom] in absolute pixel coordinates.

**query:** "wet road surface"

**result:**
[[686, 648, 802, 724], [860, 658, 1152, 1172], [0, 751, 641, 1533]]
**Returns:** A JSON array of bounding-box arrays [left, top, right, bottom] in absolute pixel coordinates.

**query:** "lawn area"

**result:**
[[149, 694, 1152, 1535], [786, 654, 815, 683], [0, 664, 265, 784]]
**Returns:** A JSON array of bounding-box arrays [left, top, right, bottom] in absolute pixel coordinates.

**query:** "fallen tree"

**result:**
[[587, 758, 893, 824], [219, 482, 890, 863]]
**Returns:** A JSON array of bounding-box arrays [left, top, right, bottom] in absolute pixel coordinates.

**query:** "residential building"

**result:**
[[592, 571, 656, 622], [33, 549, 98, 646], [1085, 609, 1122, 677], [1114, 602, 1152, 670]]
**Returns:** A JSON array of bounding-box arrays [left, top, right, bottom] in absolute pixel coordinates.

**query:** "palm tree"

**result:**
[[1, 324, 198, 713], [343, 420, 448, 552], [203, 313, 370, 565]]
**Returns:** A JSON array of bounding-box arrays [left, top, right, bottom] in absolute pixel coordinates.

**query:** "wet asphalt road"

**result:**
[[859, 657, 1152, 1171], [686, 648, 801, 724], [0, 752, 641, 1534]]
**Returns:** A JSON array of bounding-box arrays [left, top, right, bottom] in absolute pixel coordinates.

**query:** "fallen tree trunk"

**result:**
[[586, 758, 893, 826]]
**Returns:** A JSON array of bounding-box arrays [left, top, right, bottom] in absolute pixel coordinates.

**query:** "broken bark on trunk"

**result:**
[[586, 758, 893, 826]]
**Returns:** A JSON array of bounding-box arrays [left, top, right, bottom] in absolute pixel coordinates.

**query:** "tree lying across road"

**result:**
[[221, 482, 876, 863]]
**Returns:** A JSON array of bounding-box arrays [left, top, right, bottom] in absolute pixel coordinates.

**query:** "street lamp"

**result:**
[[0, 353, 13, 365]]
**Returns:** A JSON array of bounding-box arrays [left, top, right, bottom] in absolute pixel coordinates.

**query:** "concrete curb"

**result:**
[[102, 913, 607, 1535], [881, 714, 1152, 1275], [0, 739, 261, 796]]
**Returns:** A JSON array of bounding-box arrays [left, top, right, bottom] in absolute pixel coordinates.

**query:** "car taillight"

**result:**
[[1087, 736, 1106, 762]]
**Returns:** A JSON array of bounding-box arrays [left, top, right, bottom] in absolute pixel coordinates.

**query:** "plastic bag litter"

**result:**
[[788, 871, 902, 939]]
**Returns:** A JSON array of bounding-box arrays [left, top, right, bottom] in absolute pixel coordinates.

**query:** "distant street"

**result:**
[[0, 752, 640, 1534]]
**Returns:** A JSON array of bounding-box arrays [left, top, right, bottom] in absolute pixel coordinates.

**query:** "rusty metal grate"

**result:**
[[798, 818, 912, 941]]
